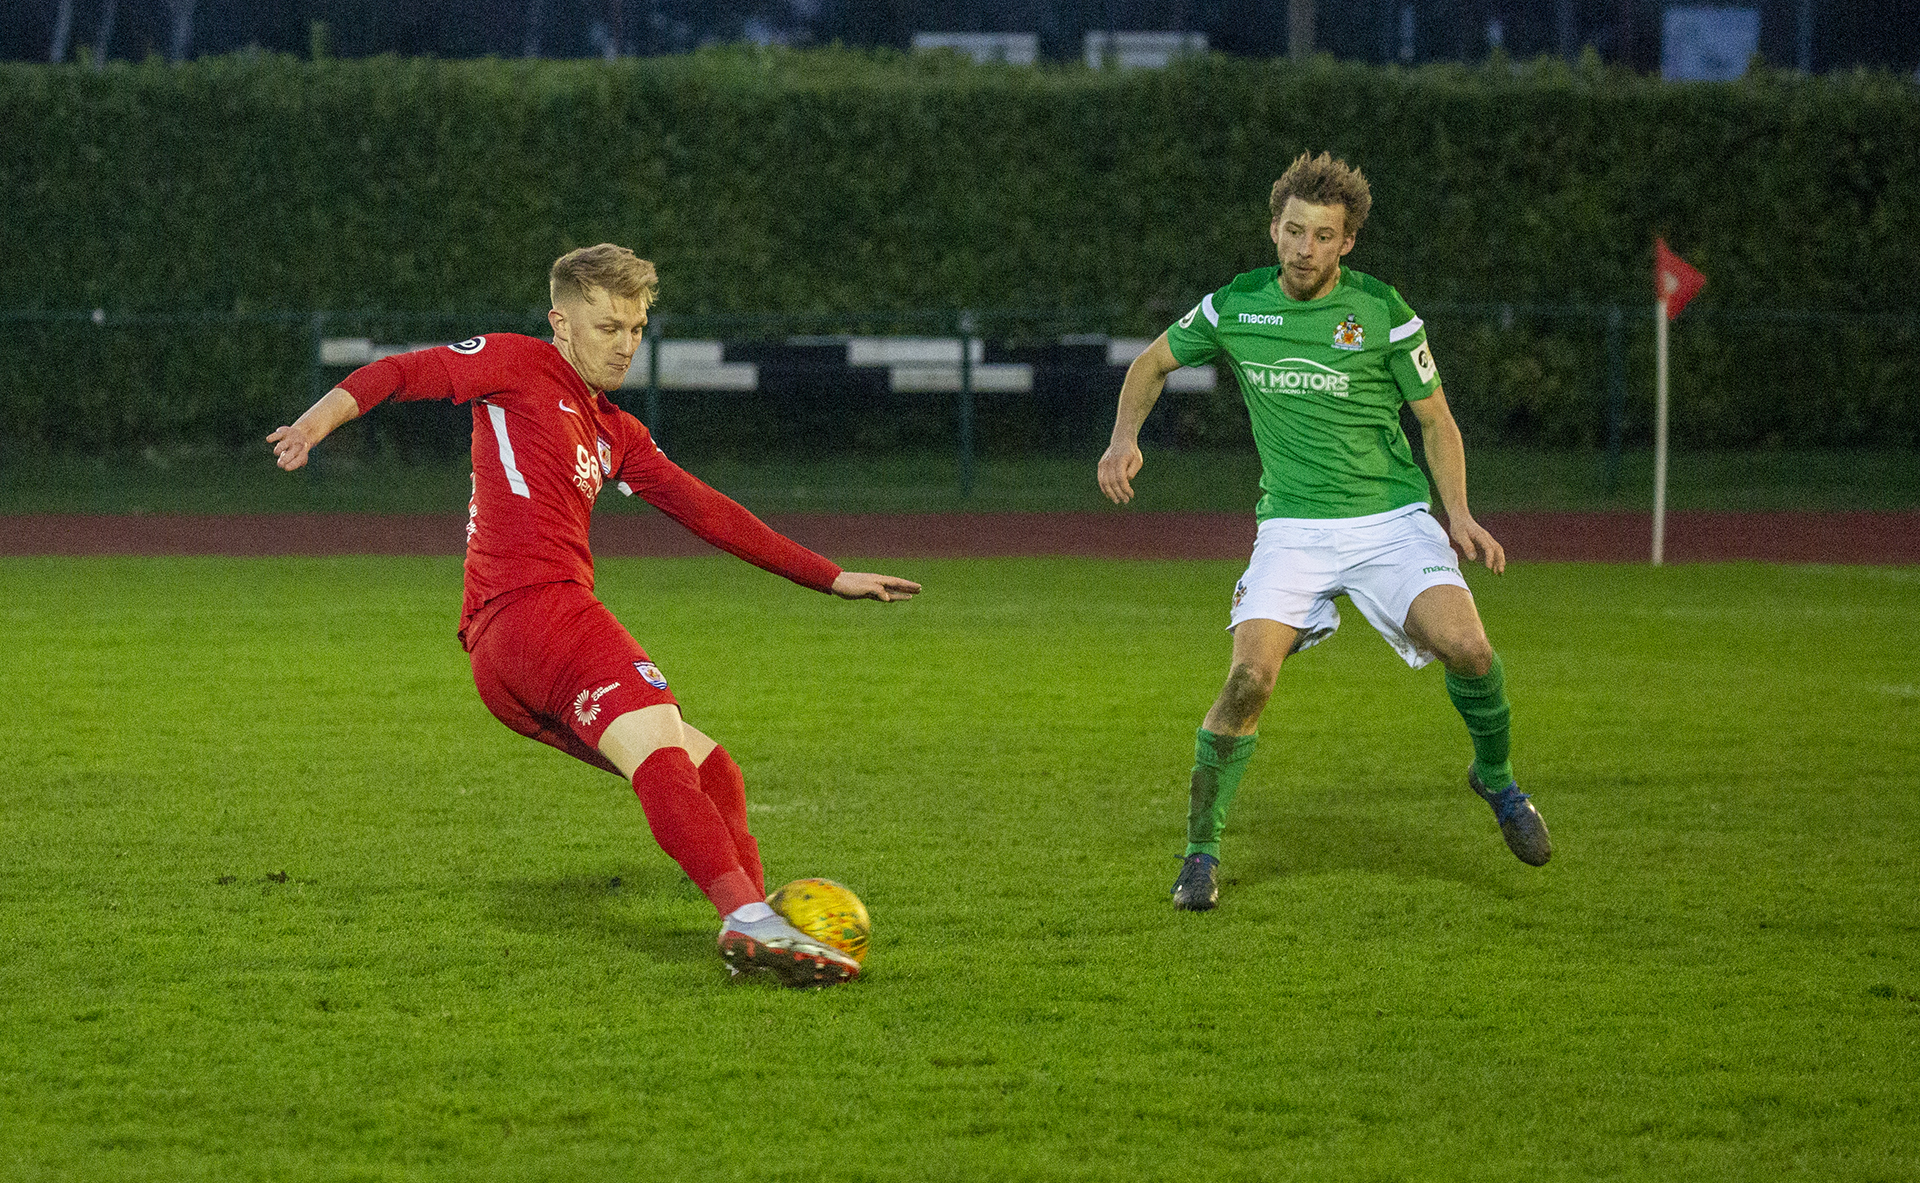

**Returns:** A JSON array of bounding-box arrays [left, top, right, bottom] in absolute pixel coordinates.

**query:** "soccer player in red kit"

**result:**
[[267, 244, 920, 987]]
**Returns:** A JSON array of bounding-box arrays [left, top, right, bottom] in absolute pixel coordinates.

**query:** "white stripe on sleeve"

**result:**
[[1201, 293, 1220, 327], [484, 402, 532, 498], [1389, 316, 1424, 343]]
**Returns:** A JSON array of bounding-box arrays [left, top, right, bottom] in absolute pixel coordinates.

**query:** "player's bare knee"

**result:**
[[597, 703, 691, 778], [680, 722, 718, 766], [1217, 661, 1278, 727], [1440, 634, 1494, 678]]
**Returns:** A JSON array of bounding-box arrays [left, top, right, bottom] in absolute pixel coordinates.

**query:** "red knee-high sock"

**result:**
[[630, 747, 759, 917], [697, 745, 763, 898]]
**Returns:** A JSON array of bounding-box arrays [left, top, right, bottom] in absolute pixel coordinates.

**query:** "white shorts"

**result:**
[[1228, 504, 1470, 669]]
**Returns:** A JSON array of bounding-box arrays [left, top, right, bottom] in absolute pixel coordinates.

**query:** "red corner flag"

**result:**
[[1654, 237, 1706, 320]]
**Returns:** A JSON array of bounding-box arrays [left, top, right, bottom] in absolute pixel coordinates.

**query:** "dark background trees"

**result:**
[[7, 0, 1917, 73]]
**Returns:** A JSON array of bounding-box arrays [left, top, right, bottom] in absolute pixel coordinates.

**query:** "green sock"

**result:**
[[1185, 728, 1259, 859], [1446, 651, 1514, 790]]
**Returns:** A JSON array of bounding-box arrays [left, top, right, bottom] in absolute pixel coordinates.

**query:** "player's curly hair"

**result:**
[[549, 243, 660, 308], [1270, 152, 1372, 236]]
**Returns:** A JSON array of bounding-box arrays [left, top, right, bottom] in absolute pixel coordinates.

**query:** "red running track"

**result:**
[[2, 511, 1916, 563]]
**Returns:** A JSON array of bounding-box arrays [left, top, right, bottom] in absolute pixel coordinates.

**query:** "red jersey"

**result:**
[[337, 332, 841, 644]]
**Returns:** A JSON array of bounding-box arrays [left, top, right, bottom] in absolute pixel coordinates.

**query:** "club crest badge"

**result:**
[[1332, 315, 1364, 351], [1231, 579, 1248, 610], [634, 661, 669, 690], [597, 437, 613, 476]]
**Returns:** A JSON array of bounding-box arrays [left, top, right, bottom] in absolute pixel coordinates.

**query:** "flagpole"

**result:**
[[1652, 297, 1669, 566], [1650, 237, 1702, 567]]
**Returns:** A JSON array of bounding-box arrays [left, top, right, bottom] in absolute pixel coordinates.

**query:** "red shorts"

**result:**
[[465, 581, 679, 774]]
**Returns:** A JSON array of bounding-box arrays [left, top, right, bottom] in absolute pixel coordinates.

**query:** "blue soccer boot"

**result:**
[[1469, 767, 1552, 866]]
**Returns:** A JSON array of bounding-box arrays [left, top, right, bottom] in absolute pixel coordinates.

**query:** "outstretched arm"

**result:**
[[1098, 333, 1181, 505], [622, 442, 921, 600], [1408, 387, 1505, 574], [267, 387, 361, 471]]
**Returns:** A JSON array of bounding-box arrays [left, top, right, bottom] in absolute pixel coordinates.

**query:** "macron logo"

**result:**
[[1237, 313, 1285, 326]]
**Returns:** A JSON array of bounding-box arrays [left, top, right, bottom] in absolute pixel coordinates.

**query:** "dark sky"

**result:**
[[6, 0, 1917, 72]]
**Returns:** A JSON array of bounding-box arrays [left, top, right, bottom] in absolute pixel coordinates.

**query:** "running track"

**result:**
[[2, 511, 1916, 563]]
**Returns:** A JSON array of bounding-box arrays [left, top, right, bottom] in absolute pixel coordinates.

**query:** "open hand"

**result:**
[[831, 572, 921, 602], [1449, 515, 1506, 574], [1097, 441, 1143, 505], [266, 424, 316, 471]]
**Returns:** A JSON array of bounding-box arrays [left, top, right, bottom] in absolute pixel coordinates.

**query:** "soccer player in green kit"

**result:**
[[1097, 151, 1551, 910]]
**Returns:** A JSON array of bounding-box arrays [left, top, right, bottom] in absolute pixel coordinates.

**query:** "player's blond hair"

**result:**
[[549, 243, 660, 308], [1270, 152, 1373, 236]]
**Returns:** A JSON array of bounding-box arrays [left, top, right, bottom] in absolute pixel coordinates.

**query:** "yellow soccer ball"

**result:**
[[769, 878, 870, 964]]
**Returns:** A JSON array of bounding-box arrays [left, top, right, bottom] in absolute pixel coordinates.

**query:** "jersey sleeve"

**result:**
[[1164, 286, 1229, 367], [1382, 288, 1442, 401], [610, 414, 842, 593], [334, 334, 532, 414]]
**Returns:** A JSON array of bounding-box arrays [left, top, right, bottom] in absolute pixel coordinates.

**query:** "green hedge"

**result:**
[[2, 49, 1916, 451]]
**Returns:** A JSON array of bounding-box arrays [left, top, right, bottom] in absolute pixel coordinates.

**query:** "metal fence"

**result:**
[[2, 301, 1915, 497]]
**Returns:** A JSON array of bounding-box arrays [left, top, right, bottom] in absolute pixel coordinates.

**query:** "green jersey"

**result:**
[[1166, 264, 1441, 521]]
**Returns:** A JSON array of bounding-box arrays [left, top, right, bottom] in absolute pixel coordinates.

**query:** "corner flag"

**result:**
[[1655, 237, 1707, 319], [1651, 238, 1706, 565]]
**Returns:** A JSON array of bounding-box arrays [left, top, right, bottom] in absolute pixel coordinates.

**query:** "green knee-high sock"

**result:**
[[1446, 651, 1513, 789], [1186, 728, 1259, 859]]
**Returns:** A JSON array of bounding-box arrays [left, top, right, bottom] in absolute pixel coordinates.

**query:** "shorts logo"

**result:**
[[1231, 579, 1247, 609], [1422, 564, 1457, 575], [1332, 316, 1364, 351], [572, 681, 621, 727], [449, 336, 486, 355], [633, 661, 668, 690]]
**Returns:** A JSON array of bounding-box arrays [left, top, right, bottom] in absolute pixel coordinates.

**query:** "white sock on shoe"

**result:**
[[725, 901, 775, 925]]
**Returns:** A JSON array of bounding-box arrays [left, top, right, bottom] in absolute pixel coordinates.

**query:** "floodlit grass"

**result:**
[[4, 445, 1919, 514], [1, 556, 1917, 1180]]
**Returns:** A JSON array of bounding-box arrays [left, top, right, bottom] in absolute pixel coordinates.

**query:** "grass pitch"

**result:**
[[5, 445, 1920, 514], [1, 555, 1916, 1181]]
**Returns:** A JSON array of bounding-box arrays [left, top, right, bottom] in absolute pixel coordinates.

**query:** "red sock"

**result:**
[[697, 745, 764, 898], [630, 748, 760, 917]]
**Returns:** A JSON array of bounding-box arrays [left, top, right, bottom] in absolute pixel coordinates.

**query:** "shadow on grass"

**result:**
[[486, 865, 712, 966], [1223, 790, 1522, 897]]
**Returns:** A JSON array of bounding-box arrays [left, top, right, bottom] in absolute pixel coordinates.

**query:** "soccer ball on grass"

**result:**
[[769, 877, 870, 964]]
